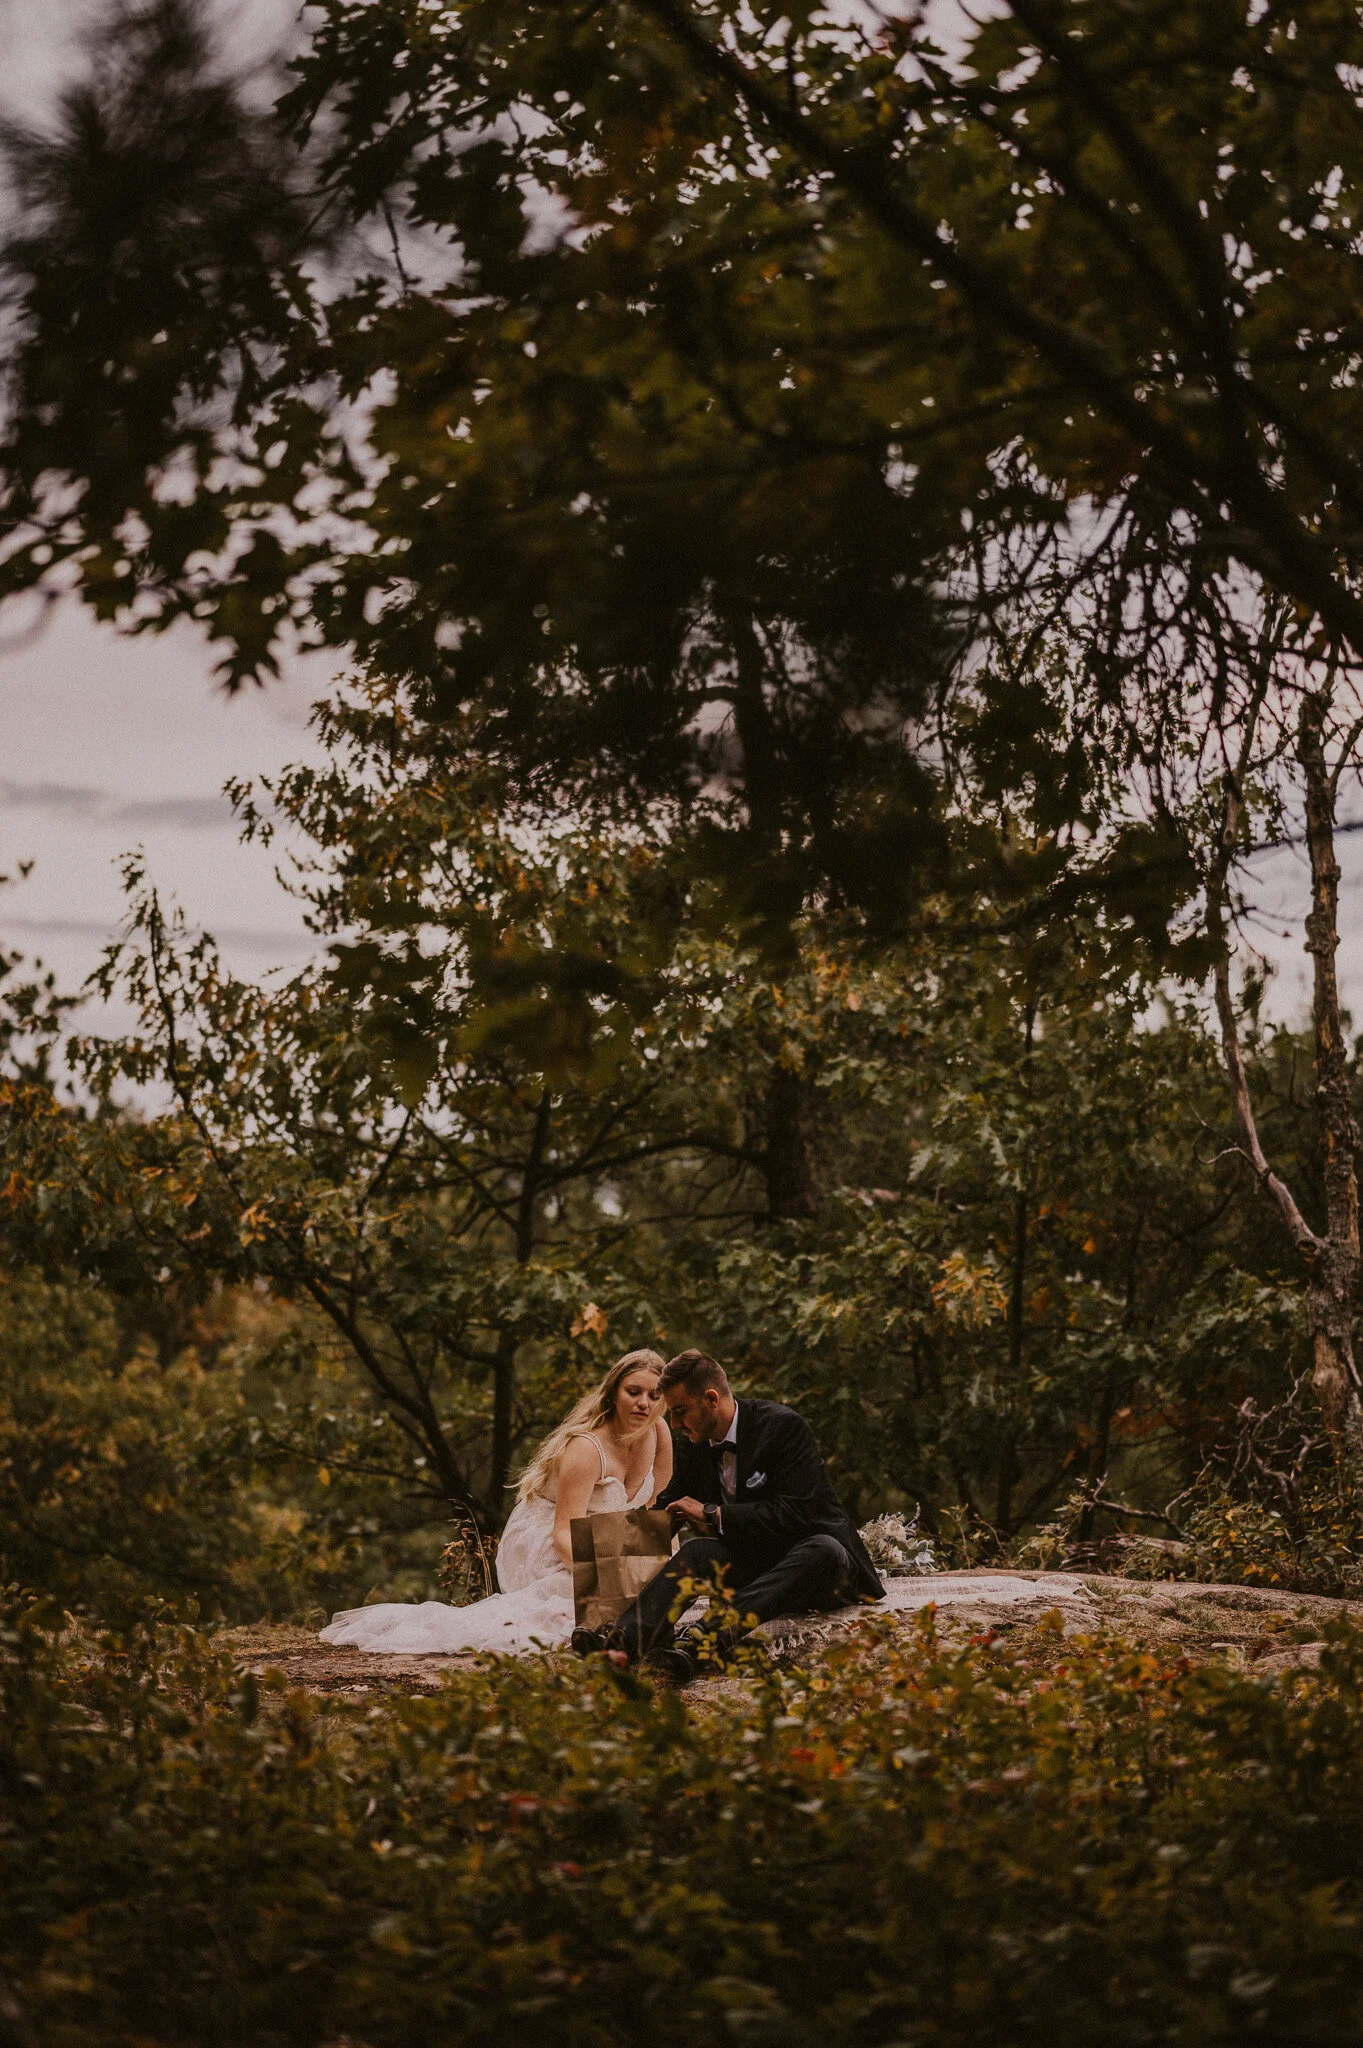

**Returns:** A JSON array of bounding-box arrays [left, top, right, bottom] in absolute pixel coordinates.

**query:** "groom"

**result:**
[[575, 1349, 884, 1683]]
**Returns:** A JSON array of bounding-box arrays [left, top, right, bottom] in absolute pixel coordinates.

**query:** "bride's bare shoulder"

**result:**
[[558, 1433, 603, 1477]]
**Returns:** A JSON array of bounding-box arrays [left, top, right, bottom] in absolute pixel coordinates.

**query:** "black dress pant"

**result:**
[[609, 1532, 853, 1661]]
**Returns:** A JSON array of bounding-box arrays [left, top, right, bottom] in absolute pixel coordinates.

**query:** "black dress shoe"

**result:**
[[570, 1625, 611, 1657], [671, 1626, 738, 1672], [649, 1640, 700, 1687]]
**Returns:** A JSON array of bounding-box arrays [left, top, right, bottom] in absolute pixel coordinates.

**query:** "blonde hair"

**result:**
[[515, 1349, 666, 1502]]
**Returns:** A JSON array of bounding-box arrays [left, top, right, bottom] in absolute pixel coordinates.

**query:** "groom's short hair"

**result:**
[[661, 1349, 730, 1398]]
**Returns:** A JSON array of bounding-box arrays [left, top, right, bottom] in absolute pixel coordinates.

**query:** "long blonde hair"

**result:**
[[515, 1349, 666, 1502]]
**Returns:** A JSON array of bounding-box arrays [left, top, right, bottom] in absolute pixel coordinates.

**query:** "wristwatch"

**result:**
[[704, 1503, 722, 1538]]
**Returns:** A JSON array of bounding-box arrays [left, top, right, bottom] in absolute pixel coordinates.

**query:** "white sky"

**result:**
[[0, 0, 1360, 1052], [0, 606, 337, 1001], [0, 0, 337, 1044]]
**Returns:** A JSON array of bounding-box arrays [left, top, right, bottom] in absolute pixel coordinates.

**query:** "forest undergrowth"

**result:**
[[4, 1590, 1363, 2048]]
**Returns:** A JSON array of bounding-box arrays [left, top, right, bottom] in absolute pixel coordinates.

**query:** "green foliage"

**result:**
[[0, 1272, 444, 1624], [6, 3, 1363, 703], [0, 675, 1334, 1559], [1145, 1486, 1363, 1599], [6, 4, 1362, 1578], [690, 985, 1312, 1541], [15, 0, 1363, 948], [0, 0, 325, 688], [1010, 1356, 1363, 1595], [6, 1596, 1363, 2043], [1114, 1435, 1363, 1600]]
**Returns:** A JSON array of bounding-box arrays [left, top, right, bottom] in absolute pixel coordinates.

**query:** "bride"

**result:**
[[320, 1349, 672, 1656]]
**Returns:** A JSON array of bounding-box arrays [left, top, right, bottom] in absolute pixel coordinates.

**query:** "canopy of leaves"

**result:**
[[0, 672, 1332, 1555], [12, 0, 1363, 945]]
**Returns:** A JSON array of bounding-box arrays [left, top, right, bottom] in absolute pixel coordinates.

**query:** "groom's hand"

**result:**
[[667, 1497, 711, 1532]]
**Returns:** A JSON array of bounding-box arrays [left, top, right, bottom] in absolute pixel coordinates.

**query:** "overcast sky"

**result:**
[[0, 0, 339, 1042], [0, 0, 1359, 1050], [0, 604, 338, 992]]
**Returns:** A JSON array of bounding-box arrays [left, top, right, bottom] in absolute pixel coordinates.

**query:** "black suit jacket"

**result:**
[[657, 1396, 884, 1601]]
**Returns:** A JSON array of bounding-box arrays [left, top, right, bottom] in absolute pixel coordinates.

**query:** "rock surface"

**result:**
[[221, 1569, 1358, 1697]]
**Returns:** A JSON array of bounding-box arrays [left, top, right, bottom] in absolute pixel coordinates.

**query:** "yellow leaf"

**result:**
[[931, 1252, 1007, 1331], [571, 1302, 609, 1339], [317, 1465, 331, 1487]]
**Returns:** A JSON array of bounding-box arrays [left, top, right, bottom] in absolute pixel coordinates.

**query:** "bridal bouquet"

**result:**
[[859, 1511, 937, 1577]]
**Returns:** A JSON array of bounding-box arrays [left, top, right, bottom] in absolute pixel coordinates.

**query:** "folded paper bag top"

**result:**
[[570, 1508, 674, 1632]]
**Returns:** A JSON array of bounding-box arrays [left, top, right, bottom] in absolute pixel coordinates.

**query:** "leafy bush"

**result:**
[[0, 1274, 448, 1624], [5, 1595, 1363, 2045], [1120, 1481, 1363, 1598], [1110, 1388, 1363, 1598], [1008, 1364, 1363, 1597]]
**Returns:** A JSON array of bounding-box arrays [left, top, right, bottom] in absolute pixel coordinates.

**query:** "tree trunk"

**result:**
[[1210, 690, 1363, 1504], [765, 1063, 817, 1219], [1006, 1182, 1028, 1381], [487, 1089, 552, 1516], [994, 1434, 1018, 1536], [1077, 1213, 1142, 1541], [999, 999, 1035, 1536], [490, 1324, 518, 1519], [1076, 1369, 1118, 1545], [1298, 694, 1363, 1479], [726, 614, 818, 1222], [728, 611, 781, 843]]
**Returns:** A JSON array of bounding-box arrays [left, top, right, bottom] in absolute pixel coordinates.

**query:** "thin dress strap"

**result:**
[[589, 1432, 608, 1479]]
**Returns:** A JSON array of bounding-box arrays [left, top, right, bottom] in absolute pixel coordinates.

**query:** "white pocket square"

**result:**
[[746, 1471, 767, 1488]]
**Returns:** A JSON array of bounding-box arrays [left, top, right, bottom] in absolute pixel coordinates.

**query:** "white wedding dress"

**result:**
[[320, 1446, 655, 1656]]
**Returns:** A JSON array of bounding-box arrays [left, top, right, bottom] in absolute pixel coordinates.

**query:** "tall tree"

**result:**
[[970, 581, 1363, 1491], [8, 0, 1363, 1494], [1206, 656, 1363, 1489], [9, 0, 1363, 728], [3, 683, 947, 1522]]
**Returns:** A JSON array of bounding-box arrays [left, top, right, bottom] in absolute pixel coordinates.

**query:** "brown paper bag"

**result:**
[[571, 1508, 673, 1631]]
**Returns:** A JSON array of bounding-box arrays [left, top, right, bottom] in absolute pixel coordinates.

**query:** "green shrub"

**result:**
[[1118, 1482, 1363, 1598], [1013, 1382, 1363, 1598], [0, 1274, 447, 1624], [4, 1594, 1363, 2045]]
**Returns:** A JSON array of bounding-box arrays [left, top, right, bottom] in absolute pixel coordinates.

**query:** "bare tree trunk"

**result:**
[[1297, 694, 1363, 1474], [994, 1435, 1018, 1537], [1006, 1183, 1028, 1373], [489, 1325, 519, 1524], [765, 1064, 817, 1219], [999, 999, 1035, 1537], [1209, 688, 1363, 1498], [489, 1089, 552, 1517], [1076, 1369, 1119, 1545], [1077, 1213, 1143, 1541]]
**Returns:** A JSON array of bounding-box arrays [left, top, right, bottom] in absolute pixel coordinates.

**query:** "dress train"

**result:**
[[319, 1466, 652, 1656]]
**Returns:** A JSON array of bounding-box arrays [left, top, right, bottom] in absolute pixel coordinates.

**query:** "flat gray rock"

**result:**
[[756, 1568, 1098, 1655]]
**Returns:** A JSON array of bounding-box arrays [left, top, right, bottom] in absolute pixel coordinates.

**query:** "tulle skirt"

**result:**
[[320, 1493, 577, 1656]]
